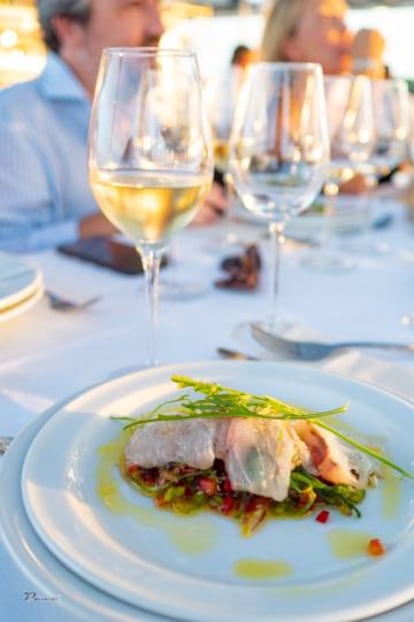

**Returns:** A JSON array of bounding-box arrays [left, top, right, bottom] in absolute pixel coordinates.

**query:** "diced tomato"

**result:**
[[127, 464, 138, 475], [222, 496, 235, 515], [198, 478, 217, 496], [315, 510, 330, 524], [367, 538, 385, 557]]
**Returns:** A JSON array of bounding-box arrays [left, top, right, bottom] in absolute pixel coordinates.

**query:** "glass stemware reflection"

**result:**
[[370, 78, 410, 179], [88, 48, 213, 365], [303, 74, 375, 271], [229, 62, 330, 330], [327, 74, 374, 190], [205, 67, 248, 248]]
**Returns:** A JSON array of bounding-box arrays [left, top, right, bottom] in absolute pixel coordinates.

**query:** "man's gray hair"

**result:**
[[36, 0, 91, 52]]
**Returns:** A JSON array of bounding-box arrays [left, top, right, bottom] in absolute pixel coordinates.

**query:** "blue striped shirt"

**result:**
[[0, 52, 98, 252]]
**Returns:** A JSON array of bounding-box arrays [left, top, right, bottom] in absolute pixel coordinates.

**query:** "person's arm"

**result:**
[[191, 182, 228, 226]]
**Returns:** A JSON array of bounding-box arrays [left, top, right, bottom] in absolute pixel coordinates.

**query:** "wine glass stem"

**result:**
[[138, 246, 163, 367], [269, 221, 285, 329], [321, 181, 338, 247]]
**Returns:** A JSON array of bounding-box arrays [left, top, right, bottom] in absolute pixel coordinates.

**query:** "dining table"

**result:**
[[1, 187, 414, 622]]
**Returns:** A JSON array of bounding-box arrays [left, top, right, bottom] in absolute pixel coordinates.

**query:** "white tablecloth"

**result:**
[[1, 197, 414, 621]]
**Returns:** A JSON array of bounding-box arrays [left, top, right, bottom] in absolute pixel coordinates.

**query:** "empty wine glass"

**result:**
[[88, 48, 213, 365], [229, 62, 330, 331], [370, 77, 410, 179], [341, 77, 409, 260], [204, 67, 248, 249], [303, 74, 375, 271]]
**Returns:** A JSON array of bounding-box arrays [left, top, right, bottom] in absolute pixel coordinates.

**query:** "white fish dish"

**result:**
[[114, 375, 411, 546]]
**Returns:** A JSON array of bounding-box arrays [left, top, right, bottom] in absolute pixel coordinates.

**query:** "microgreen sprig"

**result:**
[[120, 375, 348, 431]]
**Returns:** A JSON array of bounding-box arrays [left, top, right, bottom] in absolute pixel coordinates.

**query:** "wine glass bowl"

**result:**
[[302, 74, 375, 272], [370, 77, 410, 179], [229, 62, 330, 329], [88, 47, 213, 364], [324, 74, 374, 192]]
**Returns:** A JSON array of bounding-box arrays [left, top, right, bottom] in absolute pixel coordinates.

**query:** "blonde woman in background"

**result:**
[[260, 0, 385, 79], [259, 0, 388, 195]]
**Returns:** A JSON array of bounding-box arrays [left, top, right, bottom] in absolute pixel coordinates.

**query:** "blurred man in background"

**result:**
[[0, 0, 226, 252]]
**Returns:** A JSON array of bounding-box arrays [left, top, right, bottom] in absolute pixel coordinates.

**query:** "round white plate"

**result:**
[[21, 361, 414, 622], [0, 252, 42, 310]]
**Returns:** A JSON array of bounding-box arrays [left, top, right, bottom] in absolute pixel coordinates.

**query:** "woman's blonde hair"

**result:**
[[260, 0, 304, 61]]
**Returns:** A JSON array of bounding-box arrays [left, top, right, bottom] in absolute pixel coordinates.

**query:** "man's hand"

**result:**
[[78, 213, 118, 238]]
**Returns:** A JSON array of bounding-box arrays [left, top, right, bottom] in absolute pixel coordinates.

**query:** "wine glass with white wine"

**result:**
[[229, 62, 330, 333], [88, 48, 213, 365]]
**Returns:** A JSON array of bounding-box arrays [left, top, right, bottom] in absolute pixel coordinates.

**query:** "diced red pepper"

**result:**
[[244, 496, 270, 513], [222, 478, 233, 493], [244, 497, 258, 513], [198, 477, 217, 496], [141, 472, 157, 484], [315, 510, 330, 524], [221, 496, 235, 515], [367, 538, 385, 557]]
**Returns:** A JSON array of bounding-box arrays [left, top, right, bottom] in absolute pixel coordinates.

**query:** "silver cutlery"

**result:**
[[0, 435, 13, 456], [45, 290, 101, 312], [217, 347, 258, 361], [251, 323, 414, 361]]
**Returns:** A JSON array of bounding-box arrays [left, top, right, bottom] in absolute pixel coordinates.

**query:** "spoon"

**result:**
[[217, 347, 258, 361]]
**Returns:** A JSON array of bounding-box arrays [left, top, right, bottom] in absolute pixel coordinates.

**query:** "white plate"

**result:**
[[21, 361, 414, 622], [0, 252, 43, 320]]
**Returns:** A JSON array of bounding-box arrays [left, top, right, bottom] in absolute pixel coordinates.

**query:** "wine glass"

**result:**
[[88, 48, 213, 365], [370, 77, 410, 179], [229, 62, 330, 331], [303, 74, 375, 271], [204, 68, 248, 249]]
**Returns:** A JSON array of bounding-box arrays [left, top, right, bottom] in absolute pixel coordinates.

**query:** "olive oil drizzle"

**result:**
[[96, 431, 218, 555], [233, 558, 293, 580]]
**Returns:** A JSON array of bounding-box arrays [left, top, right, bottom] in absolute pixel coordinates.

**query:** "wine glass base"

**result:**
[[339, 238, 393, 257], [300, 251, 355, 273], [159, 279, 209, 301], [401, 311, 414, 328]]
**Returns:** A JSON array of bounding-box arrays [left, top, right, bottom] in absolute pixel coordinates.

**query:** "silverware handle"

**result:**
[[335, 341, 414, 352], [0, 435, 13, 456]]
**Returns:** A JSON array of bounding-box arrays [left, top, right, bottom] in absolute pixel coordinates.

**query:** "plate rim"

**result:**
[[0, 254, 42, 312]]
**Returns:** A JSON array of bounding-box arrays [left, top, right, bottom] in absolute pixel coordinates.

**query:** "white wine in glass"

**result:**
[[229, 62, 330, 331], [88, 48, 213, 365]]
